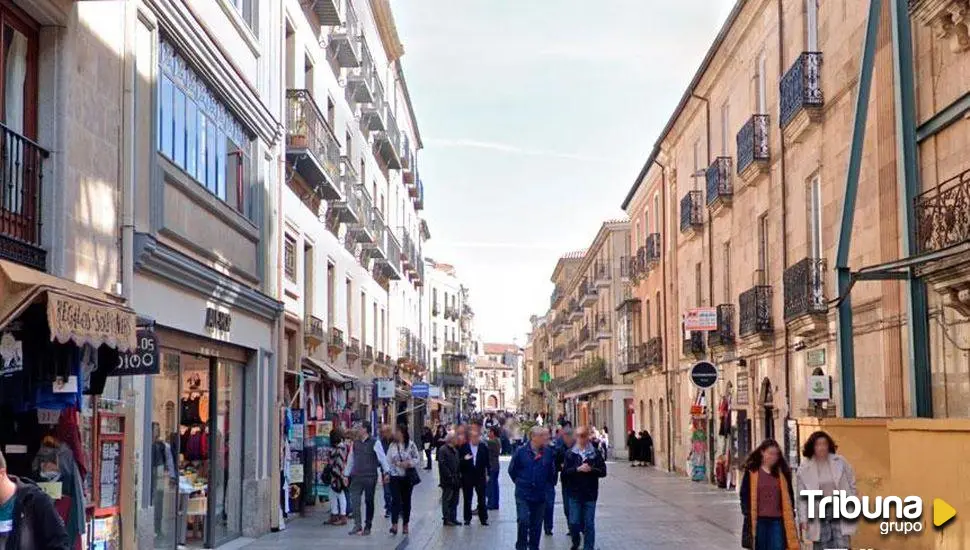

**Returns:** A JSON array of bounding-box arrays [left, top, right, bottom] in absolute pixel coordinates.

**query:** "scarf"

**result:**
[[748, 469, 799, 550]]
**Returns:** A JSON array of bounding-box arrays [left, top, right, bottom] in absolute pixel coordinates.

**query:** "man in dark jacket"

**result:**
[[550, 427, 575, 532], [561, 427, 607, 550], [458, 426, 490, 526], [0, 450, 70, 550], [437, 432, 462, 526], [485, 426, 502, 510], [508, 427, 556, 550]]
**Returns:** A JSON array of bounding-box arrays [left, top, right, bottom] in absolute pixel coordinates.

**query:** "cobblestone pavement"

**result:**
[[241, 459, 741, 549]]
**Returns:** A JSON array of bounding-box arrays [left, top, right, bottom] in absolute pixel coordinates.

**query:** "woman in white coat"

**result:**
[[795, 431, 858, 549]]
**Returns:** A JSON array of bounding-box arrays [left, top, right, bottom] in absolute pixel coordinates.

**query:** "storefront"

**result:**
[[0, 260, 139, 549]]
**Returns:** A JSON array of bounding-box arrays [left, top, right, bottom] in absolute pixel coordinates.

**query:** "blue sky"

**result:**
[[394, 1, 734, 343]]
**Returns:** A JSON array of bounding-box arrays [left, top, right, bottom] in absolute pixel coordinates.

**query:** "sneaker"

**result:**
[[348, 527, 362, 536]]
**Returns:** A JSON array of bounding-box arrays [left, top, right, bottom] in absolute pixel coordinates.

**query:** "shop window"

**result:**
[[158, 38, 253, 219]]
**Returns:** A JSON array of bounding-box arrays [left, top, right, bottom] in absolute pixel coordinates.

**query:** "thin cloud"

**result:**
[[427, 138, 617, 164]]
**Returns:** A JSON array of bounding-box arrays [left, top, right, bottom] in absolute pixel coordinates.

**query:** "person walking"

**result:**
[[509, 426, 557, 550], [796, 431, 858, 550], [485, 426, 502, 510], [325, 428, 350, 526], [343, 422, 393, 536], [640, 430, 654, 466], [0, 449, 70, 550], [386, 425, 421, 536], [599, 426, 610, 460], [739, 439, 799, 550], [437, 432, 462, 526], [379, 424, 394, 519], [459, 426, 490, 526], [422, 425, 435, 470], [562, 426, 607, 550], [551, 427, 575, 532]]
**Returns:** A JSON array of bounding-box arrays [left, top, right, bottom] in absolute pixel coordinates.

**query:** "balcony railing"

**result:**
[[579, 278, 597, 305], [595, 313, 610, 339], [916, 167, 970, 253], [346, 41, 378, 104], [580, 324, 597, 350], [739, 285, 773, 337], [286, 89, 341, 198], [645, 336, 663, 367], [682, 331, 705, 358], [737, 114, 770, 175], [560, 363, 611, 393], [680, 190, 703, 233], [780, 52, 823, 129], [707, 304, 735, 348], [621, 345, 643, 374], [373, 108, 402, 169], [645, 233, 661, 268], [304, 314, 325, 346], [325, 2, 361, 68], [363, 345, 374, 365], [329, 327, 345, 350], [619, 255, 631, 279], [784, 257, 827, 320], [347, 337, 361, 359], [593, 260, 611, 286], [706, 157, 733, 206], [0, 123, 48, 271]]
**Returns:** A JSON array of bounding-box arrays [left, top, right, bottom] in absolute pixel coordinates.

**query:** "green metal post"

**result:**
[[835, 0, 882, 418], [889, 0, 933, 417]]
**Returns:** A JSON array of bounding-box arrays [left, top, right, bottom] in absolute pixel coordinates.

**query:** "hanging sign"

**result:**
[[47, 293, 136, 351], [690, 361, 719, 389], [111, 329, 160, 376], [735, 371, 750, 406], [684, 307, 718, 332]]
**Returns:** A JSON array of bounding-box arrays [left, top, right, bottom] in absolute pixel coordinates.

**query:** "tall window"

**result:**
[[326, 262, 335, 327], [655, 292, 661, 340], [720, 101, 730, 156], [373, 302, 378, 351], [809, 176, 823, 259], [643, 211, 649, 243], [758, 214, 769, 284], [695, 262, 703, 307], [0, 10, 37, 217], [158, 39, 252, 216], [723, 241, 732, 303], [230, 0, 258, 36], [692, 138, 702, 185], [284, 235, 296, 282], [806, 0, 819, 51], [345, 278, 352, 335], [645, 299, 652, 339], [757, 53, 768, 114], [303, 243, 313, 314], [360, 291, 366, 344], [653, 194, 660, 234]]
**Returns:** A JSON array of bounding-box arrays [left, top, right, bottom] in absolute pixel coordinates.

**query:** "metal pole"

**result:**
[[889, 0, 933, 417], [835, 0, 882, 418]]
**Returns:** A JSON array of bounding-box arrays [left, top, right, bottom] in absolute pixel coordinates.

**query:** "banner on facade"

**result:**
[[683, 307, 717, 332], [47, 292, 137, 352]]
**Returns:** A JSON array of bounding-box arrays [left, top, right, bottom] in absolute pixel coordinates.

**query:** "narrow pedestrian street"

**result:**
[[242, 459, 740, 550]]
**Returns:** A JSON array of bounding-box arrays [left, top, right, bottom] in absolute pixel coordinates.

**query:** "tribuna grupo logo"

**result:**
[[800, 491, 949, 536]]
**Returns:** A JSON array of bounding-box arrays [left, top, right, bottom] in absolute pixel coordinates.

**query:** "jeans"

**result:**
[[329, 490, 346, 516], [441, 484, 460, 523], [486, 470, 500, 509], [424, 447, 434, 469], [383, 478, 393, 516], [814, 519, 850, 550], [542, 485, 556, 533], [348, 476, 377, 530], [462, 477, 488, 523], [561, 485, 570, 524], [755, 517, 785, 550], [515, 497, 546, 550], [389, 477, 414, 525], [567, 498, 596, 550]]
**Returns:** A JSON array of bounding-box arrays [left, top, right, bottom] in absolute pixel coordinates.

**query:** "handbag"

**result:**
[[405, 467, 421, 486]]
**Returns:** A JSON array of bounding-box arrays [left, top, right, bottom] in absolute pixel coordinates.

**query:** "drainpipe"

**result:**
[[652, 158, 673, 472], [777, 0, 793, 452]]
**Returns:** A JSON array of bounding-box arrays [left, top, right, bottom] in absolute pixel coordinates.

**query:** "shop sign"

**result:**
[[375, 378, 396, 399], [342, 381, 355, 391], [735, 371, 750, 406], [0, 333, 23, 376], [807, 375, 831, 401], [411, 382, 430, 398], [690, 361, 719, 389], [111, 329, 160, 376], [204, 307, 231, 333], [684, 307, 718, 332], [806, 348, 826, 367], [47, 293, 136, 351]]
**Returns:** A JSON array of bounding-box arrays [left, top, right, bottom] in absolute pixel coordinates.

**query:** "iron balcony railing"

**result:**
[[784, 257, 827, 320], [706, 156, 733, 206], [580, 278, 597, 304], [595, 313, 610, 337], [414, 178, 424, 210], [915, 167, 970, 253], [286, 89, 341, 188], [363, 345, 374, 364], [346, 41, 378, 104], [682, 331, 705, 358], [326, 2, 361, 68], [329, 326, 345, 349], [593, 260, 611, 284], [0, 122, 48, 271], [737, 114, 770, 174], [645, 233, 661, 267], [621, 345, 644, 374], [739, 285, 773, 337], [780, 52, 823, 129], [619, 255, 631, 278], [550, 286, 563, 308], [645, 336, 663, 367], [680, 190, 703, 232], [707, 304, 736, 348], [630, 247, 645, 279], [304, 314, 325, 344], [348, 337, 361, 358]]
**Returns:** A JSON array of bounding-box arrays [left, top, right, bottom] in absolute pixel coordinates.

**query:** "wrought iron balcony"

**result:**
[[347, 337, 361, 359], [414, 178, 424, 210], [360, 82, 388, 133], [363, 345, 374, 365], [621, 345, 644, 375], [595, 313, 611, 339], [550, 286, 563, 308], [580, 324, 597, 351], [682, 331, 705, 358], [593, 260, 611, 287], [916, 167, 970, 254], [645, 336, 663, 368], [0, 123, 48, 271], [329, 156, 362, 225], [362, 209, 387, 260], [568, 338, 583, 359], [375, 232, 403, 280], [346, 187, 375, 243], [285, 89, 341, 200], [737, 114, 769, 176], [329, 326, 346, 351], [707, 304, 735, 349], [630, 247, 645, 280], [739, 285, 773, 337], [346, 41, 378, 104], [780, 52, 823, 129], [325, 2, 361, 68], [551, 347, 565, 365], [619, 255, 631, 279], [579, 278, 597, 306], [706, 156, 733, 208], [568, 298, 583, 321], [433, 371, 465, 387], [373, 108, 402, 169], [304, 314, 326, 347], [645, 233, 661, 269], [680, 190, 703, 233], [784, 257, 827, 321]]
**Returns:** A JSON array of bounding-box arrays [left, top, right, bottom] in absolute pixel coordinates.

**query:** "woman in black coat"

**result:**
[[627, 430, 640, 466], [640, 431, 654, 466]]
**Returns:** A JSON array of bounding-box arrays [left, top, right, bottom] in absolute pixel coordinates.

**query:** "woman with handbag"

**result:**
[[326, 429, 350, 526], [387, 424, 421, 535]]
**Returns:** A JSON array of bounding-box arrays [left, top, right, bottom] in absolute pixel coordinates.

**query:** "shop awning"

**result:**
[[302, 356, 359, 384], [0, 260, 137, 351], [430, 398, 453, 409]]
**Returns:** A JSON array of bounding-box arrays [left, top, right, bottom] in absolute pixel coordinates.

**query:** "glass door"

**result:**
[[210, 360, 244, 546]]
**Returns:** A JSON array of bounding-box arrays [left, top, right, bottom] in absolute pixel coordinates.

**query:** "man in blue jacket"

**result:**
[[508, 426, 556, 550], [547, 426, 574, 534], [561, 426, 607, 550]]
